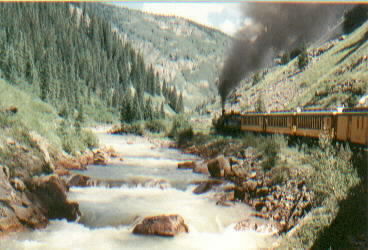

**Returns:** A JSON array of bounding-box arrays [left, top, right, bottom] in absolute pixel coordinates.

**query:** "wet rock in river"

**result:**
[[177, 161, 196, 170], [192, 161, 209, 175], [25, 175, 80, 221], [132, 214, 189, 237], [192, 179, 224, 194], [207, 155, 231, 178], [93, 149, 109, 165], [67, 174, 91, 187]]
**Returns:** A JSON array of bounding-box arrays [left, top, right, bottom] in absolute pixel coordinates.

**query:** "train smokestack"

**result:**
[[218, 3, 351, 104]]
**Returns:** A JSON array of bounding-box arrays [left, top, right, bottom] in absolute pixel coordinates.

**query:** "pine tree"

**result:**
[[0, 3, 179, 124], [177, 92, 184, 113], [160, 102, 165, 119], [144, 97, 154, 121]]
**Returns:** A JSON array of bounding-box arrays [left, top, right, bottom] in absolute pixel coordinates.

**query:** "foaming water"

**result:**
[[74, 134, 207, 190], [2, 186, 275, 250], [68, 186, 252, 230], [2, 220, 274, 250], [2, 133, 278, 249]]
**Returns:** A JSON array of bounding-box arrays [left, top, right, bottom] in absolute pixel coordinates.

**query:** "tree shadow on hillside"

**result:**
[[335, 30, 368, 65], [312, 150, 368, 249]]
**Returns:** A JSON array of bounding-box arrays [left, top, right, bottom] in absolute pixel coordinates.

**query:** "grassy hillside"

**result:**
[[0, 78, 98, 178], [0, 79, 61, 147], [86, 3, 232, 109], [222, 21, 368, 113]]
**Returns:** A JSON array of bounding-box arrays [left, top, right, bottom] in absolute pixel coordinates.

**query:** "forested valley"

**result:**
[[0, 2, 184, 124]]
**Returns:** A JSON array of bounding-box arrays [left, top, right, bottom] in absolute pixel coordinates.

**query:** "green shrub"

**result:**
[[177, 127, 194, 147], [9, 125, 37, 149], [257, 135, 281, 171], [145, 119, 166, 133], [60, 133, 82, 155], [252, 72, 262, 85], [290, 47, 303, 60], [271, 165, 291, 185], [280, 52, 290, 65], [298, 49, 309, 71], [121, 122, 144, 136], [168, 115, 191, 138], [57, 121, 99, 155], [0, 113, 11, 128], [255, 96, 266, 112], [80, 129, 99, 149], [307, 132, 360, 202]]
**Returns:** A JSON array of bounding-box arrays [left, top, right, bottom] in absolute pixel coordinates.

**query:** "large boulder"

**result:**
[[67, 174, 91, 187], [25, 175, 80, 221], [207, 155, 232, 178], [0, 166, 47, 235], [132, 214, 189, 237]]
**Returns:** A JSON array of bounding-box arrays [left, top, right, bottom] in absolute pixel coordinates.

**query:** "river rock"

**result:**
[[243, 180, 258, 193], [234, 219, 279, 235], [25, 175, 80, 221], [192, 180, 223, 194], [78, 151, 94, 166], [93, 150, 109, 165], [55, 158, 85, 170], [207, 155, 231, 178], [67, 174, 91, 187], [192, 162, 209, 175], [132, 214, 189, 237], [177, 161, 196, 169], [0, 166, 48, 235], [10, 177, 26, 191]]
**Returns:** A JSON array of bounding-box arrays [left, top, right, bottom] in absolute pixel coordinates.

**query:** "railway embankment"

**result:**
[[176, 132, 365, 248], [180, 143, 314, 234]]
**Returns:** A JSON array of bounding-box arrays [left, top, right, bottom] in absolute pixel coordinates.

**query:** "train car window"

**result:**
[[361, 116, 364, 129], [357, 117, 359, 129], [363, 117, 365, 129]]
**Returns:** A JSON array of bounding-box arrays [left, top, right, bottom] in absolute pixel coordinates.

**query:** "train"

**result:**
[[220, 107, 368, 146]]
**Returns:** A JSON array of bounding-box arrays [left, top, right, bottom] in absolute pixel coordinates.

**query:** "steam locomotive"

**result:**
[[220, 107, 368, 146]]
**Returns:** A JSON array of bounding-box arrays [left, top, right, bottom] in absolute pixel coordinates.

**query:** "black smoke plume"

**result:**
[[218, 3, 352, 107]]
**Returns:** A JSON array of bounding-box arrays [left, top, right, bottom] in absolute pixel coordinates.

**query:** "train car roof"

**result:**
[[226, 106, 368, 116]]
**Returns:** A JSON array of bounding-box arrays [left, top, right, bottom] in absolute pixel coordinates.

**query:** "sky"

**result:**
[[111, 2, 243, 35], [110, 1, 363, 36]]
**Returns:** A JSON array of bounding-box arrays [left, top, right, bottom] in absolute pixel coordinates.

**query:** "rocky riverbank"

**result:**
[[0, 137, 120, 237], [177, 146, 315, 235]]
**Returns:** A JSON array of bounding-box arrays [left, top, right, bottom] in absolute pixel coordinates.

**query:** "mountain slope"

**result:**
[[87, 3, 232, 109], [224, 21, 368, 113]]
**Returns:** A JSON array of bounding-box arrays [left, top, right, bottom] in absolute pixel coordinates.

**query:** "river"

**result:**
[[1, 132, 277, 249]]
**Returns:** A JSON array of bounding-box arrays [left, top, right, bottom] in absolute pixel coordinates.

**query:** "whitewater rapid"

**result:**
[[1, 133, 277, 249]]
